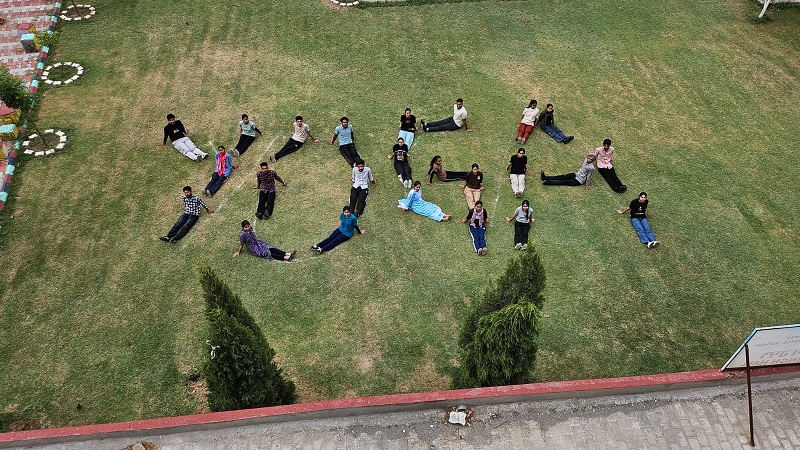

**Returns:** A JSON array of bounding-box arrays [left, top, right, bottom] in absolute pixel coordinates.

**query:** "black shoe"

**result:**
[[159, 236, 170, 242], [256, 213, 263, 220], [420, 120, 427, 131], [563, 136, 574, 144], [263, 212, 270, 220], [540, 170, 545, 181], [619, 185, 628, 193]]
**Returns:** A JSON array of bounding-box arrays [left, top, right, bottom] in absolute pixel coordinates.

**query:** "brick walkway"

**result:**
[[3, 369, 798, 449], [0, 1, 59, 208]]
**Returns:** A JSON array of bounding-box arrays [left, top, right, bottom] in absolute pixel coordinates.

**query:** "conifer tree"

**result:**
[[453, 246, 545, 388], [200, 266, 296, 410]]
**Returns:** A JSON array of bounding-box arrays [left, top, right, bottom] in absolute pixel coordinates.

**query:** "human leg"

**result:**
[[519, 174, 526, 194], [600, 167, 626, 192], [398, 130, 415, 148], [522, 124, 534, 142], [265, 190, 276, 216], [541, 124, 566, 143], [339, 144, 360, 166], [172, 214, 199, 241], [207, 173, 228, 195], [424, 117, 459, 132], [273, 139, 304, 161], [204, 172, 220, 195], [235, 134, 256, 155], [401, 161, 412, 181], [631, 218, 655, 244], [542, 173, 580, 186], [318, 228, 350, 251], [256, 190, 268, 218], [469, 226, 481, 253], [166, 213, 190, 239], [513, 221, 524, 246], [463, 187, 480, 210], [444, 171, 469, 182], [354, 188, 369, 216], [510, 174, 521, 195], [172, 137, 203, 160], [269, 248, 287, 260]]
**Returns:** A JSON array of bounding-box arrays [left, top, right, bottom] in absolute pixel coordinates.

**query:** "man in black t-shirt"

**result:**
[[160, 113, 208, 161]]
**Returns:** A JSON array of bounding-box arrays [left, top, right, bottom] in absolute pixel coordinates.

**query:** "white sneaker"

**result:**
[[647, 242, 653, 248], [514, 243, 522, 250], [398, 174, 403, 183], [652, 240, 660, 247], [521, 244, 527, 250]]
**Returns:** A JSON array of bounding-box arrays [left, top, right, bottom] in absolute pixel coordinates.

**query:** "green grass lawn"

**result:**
[[1, 0, 799, 429]]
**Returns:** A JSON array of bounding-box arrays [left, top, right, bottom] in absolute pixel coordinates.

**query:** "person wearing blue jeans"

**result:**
[[537, 103, 573, 144], [616, 192, 660, 248], [311, 206, 365, 254], [462, 200, 489, 256], [204, 146, 233, 196]]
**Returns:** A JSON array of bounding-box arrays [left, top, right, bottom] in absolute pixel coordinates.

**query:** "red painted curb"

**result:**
[[2, 365, 798, 445]]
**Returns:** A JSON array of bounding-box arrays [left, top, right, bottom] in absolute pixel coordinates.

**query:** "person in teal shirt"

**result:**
[[311, 206, 365, 254], [233, 114, 263, 156]]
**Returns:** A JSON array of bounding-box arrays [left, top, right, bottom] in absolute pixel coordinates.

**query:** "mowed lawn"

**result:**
[[1, 0, 799, 429]]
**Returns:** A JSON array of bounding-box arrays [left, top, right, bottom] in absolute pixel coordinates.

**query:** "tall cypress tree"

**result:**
[[200, 267, 296, 410], [453, 246, 545, 388]]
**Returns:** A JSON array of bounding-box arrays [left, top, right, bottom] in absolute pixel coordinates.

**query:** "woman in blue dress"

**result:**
[[233, 220, 296, 261], [398, 181, 451, 222]]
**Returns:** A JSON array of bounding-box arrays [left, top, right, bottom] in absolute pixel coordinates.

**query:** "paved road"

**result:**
[[12, 374, 799, 450]]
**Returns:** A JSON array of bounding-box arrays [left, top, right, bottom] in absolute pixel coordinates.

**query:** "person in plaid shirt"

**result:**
[[254, 162, 287, 220], [159, 186, 214, 243]]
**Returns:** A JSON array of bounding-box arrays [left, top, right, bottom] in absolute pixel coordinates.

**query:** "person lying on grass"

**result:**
[[233, 220, 296, 261], [398, 181, 451, 222], [311, 205, 365, 254], [616, 192, 660, 248]]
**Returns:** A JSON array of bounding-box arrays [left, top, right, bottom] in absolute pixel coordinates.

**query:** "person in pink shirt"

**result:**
[[594, 138, 627, 193]]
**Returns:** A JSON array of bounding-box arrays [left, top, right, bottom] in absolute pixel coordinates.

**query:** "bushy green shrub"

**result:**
[[200, 266, 296, 411], [453, 246, 545, 388]]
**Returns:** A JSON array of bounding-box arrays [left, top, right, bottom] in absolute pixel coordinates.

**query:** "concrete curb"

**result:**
[[2, 365, 798, 448]]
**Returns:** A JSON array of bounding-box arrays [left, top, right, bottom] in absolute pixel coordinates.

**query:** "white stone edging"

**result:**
[[41, 62, 84, 86], [60, 4, 97, 21], [330, 0, 360, 6], [22, 130, 67, 157]]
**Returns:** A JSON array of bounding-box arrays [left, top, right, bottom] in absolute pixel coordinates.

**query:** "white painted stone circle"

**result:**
[[22, 130, 67, 157], [330, 0, 360, 6], [41, 62, 84, 85], [60, 4, 96, 21]]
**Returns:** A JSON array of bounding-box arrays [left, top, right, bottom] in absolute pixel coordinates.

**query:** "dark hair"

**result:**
[[397, 137, 404, 142], [218, 145, 226, 151], [166, 113, 175, 120], [356, 159, 365, 166], [428, 155, 441, 174], [405, 107, 411, 112], [413, 180, 421, 188], [342, 205, 351, 213], [522, 199, 530, 207], [546, 103, 554, 108], [260, 161, 269, 168], [456, 98, 464, 103], [242, 114, 249, 120], [295, 115, 303, 121], [639, 192, 648, 197], [518, 147, 525, 154], [603, 138, 612, 145], [340, 116, 349, 122], [475, 200, 483, 206], [241, 220, 250, 228], [528, 99, 537, 107], [471, 163, 479, 169], [183, 185, 192, 192]]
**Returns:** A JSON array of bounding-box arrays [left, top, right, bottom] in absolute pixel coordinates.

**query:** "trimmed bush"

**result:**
[[453, 246, 545, 388], [200, 267, 296, 411]]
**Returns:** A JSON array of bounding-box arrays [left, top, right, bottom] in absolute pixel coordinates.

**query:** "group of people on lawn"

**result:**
[[158, 97, 660, 258]]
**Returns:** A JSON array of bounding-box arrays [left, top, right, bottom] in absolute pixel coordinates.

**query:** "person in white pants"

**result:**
[[161, 113, 208, 161]]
